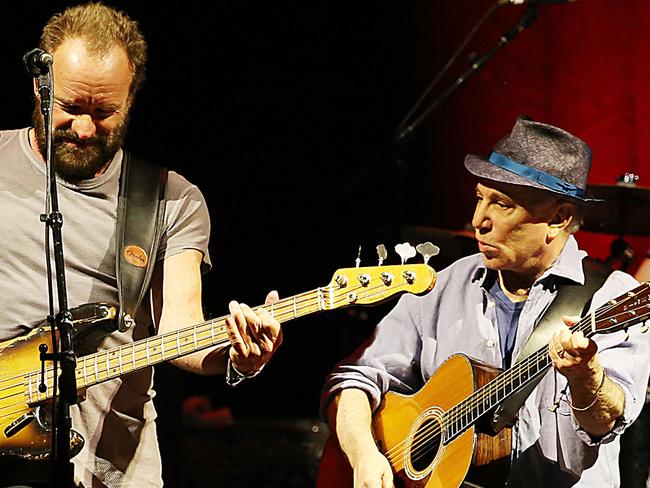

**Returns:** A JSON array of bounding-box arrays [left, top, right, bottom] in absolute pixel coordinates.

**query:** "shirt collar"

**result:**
[[538, 235, 587, 285], [471, 235, 587, 289]]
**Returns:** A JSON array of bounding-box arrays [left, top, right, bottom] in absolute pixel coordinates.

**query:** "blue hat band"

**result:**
[[488, 151, 586, 198]]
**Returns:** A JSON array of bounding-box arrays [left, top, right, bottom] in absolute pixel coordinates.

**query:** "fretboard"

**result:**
[[444, 348, 552, 443], [442, 282, 650, 443], [24, 288, 328, 404]]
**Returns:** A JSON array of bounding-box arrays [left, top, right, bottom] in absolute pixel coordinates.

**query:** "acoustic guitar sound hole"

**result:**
[[410, 417, 442, 472]]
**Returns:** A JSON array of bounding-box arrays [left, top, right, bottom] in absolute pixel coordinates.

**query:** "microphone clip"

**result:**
[[23, 48, 53, 78]]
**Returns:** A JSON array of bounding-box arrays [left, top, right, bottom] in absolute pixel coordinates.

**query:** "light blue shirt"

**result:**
[[323, 236, 650, 487]]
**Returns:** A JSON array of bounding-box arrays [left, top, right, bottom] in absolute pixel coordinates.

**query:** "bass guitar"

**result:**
[[318, 281, 650, 488], [0, 263, 435, 467]]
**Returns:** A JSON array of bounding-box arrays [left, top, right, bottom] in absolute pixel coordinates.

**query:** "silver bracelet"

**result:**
[[567, 369, 607, 412]]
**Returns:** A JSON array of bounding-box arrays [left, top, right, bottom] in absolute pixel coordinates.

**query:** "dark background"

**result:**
[[2, 1, 649, 486]]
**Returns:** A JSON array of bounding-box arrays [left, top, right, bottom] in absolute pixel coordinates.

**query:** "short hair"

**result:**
[[527, 191, 583, 234], [39, 2, 147, 99]]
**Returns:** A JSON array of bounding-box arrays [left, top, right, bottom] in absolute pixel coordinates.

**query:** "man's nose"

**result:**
[[472, 203, 491, 233], [71, 114, 97, 139]]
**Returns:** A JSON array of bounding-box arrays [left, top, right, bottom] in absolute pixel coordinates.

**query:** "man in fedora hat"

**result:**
[[321, 117, 650, 487]]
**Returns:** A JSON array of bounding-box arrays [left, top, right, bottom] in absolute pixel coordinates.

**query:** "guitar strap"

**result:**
[[115, 152, 168, 332], [488, 257, 612, 433]]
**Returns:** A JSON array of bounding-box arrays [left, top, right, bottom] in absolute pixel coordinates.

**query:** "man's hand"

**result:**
[[226, 290, 283, 375], [548, 315, 599, 381], [548, 315, 625, 437], [350, 449, 394, 488]]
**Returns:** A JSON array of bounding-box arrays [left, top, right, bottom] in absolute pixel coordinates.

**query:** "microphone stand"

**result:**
[[31, 58, 78, 488], [388, 3, 539, 235], [394, 4, 540, 145]]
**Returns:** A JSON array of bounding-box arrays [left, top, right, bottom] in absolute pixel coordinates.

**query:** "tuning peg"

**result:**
[[376, 244, 387, 266], [617, 173, 639, 186], [357, 274, 370, 286], [641, 321, 649, 334], [355, 245, 362, 268], [394, 242, 416, 265], [624, 328, 630, 341], [416, 242, 440, 265]]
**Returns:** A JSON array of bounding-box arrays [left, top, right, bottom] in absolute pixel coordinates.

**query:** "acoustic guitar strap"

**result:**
[[115, 152, 168, 332], [488, 257, 612, 433]]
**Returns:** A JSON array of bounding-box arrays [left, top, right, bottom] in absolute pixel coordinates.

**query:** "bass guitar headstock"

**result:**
[[323, 242, 438, 308]]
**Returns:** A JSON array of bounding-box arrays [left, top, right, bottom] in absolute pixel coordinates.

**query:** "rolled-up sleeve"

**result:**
[[321, 293, 429, 414], [570, 271, 650, 445]]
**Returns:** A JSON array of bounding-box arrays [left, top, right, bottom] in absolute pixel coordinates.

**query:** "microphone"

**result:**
[[23, 48, 53, 76]]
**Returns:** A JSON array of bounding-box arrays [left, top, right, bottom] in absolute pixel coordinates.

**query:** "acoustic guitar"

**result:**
[[0, 263, 436, 471], [318, 281, 650, 488]]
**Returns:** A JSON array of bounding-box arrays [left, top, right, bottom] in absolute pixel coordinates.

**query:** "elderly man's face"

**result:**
[[472, 181, 560, 273], [32, 37, 133, 181]]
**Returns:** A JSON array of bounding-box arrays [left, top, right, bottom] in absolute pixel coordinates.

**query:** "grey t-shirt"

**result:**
[[0, 128, 211, 487]]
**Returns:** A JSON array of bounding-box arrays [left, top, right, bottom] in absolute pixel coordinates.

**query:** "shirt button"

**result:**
[[486, 339, 495, 348]]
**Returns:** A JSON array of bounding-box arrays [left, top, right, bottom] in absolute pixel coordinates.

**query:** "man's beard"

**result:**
[[32, 104, 129, 183]]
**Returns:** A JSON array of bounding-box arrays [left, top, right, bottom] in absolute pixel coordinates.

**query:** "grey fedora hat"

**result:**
[[464, 117, 598, 202]]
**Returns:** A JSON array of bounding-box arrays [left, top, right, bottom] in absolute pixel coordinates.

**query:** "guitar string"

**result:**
[[388, 306, 647, 468], [0, 288, 326, 410], [387, 287, 650, 468], [0, 270, 384, 391], [5, 266, 431, 397], [387, 304, 647, 469], [382, 284, 649, 468], [0, 289, 319, 388], [3, 278, 643, 460], [0, 278, 420, 419], [35, 281, 402, 390], [401, 281, 650, 460], [0, 267, 429, 389], [0, 290, 318, 412], [1, 283, 645, 469], [440, 282, 650, 427], [0, 280, 417, 423], [0, 291, 322, 416]]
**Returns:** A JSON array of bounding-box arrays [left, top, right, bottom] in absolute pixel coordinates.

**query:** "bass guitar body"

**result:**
[[0, 326, 84, 485], [318, 354, 511, 488], [0, 325, 82, 456]]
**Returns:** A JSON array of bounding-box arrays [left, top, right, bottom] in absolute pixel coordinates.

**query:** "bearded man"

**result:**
[[0, 3, 282, 487]]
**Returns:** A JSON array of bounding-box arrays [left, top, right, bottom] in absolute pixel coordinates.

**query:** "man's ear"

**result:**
[[548, 202, 574, 238]]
